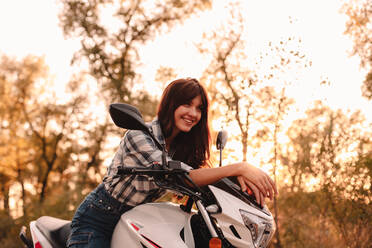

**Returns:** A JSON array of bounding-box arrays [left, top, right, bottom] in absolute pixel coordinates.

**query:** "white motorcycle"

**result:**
[[20, 103, 276, 248]]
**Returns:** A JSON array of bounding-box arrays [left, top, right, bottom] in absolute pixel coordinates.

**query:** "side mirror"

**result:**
[[216, 130, 228, 150], [109, 103, 148, 132], [109, 103, 164, 151], [216, 130, 228, 167]]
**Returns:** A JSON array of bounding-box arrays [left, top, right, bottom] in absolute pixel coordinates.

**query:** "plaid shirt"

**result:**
[[103, 118, 192, 206]]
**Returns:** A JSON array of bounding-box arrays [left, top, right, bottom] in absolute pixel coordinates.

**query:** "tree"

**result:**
[[197, 6, 313, 246], [0, 55, 47, 216], [198, 3, 269, 162], [342, 0, 372, 99], [254, 35, 312, 247], [0, 55, 102, 209], [279, 101, 372, 247], [58, 0, 211, 116]]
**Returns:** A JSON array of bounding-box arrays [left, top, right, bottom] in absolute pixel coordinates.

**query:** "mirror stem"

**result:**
[[219, 149, 222, 167]]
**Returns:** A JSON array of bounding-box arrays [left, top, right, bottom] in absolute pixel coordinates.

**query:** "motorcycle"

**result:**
[[20, 103, 276, 248]]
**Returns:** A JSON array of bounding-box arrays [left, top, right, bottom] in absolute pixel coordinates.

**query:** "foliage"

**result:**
[[0, 54, 110, 246], [342, 0, 372, 99], [58, 0, 211, 117], [278, 101, 372, 247], [198, 2, 271, 162]]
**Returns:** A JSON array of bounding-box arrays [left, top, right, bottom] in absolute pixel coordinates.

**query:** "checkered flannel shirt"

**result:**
[[103, 118, 192, 206]]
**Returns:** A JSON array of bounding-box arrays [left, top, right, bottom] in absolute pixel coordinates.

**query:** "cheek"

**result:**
[[196, 112, 202, 122], [173, 107, 182, 120]]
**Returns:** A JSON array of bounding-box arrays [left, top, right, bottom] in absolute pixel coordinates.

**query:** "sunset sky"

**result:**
[[0, 0, 369, 114]]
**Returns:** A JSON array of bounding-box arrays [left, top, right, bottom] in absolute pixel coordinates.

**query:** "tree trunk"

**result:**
[[40, 163, 53, 203], [1, 183, 10, 216], [17, 166, 27, 218], [242, 132, 248, 162]]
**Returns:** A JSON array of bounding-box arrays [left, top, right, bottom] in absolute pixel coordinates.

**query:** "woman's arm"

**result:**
[[189, 162, 277, 206]]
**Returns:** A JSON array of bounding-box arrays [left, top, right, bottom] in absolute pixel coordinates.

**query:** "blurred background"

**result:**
[[0, 0, 370, 247]]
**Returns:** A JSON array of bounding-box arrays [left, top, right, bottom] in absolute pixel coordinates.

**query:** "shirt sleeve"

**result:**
[[122, 129, 194, 171], [105, 128, 193, 206], [121, 130, 171, 197], [122, 129, 164, 167]]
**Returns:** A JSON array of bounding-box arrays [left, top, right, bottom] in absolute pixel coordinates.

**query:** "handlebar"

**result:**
[[117, 164, 204, 200], [118, 165, 262, 209], [117, 166, 188, 176]]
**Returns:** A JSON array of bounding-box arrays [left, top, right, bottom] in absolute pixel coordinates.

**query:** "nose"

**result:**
[[188, 106, 198, 117]]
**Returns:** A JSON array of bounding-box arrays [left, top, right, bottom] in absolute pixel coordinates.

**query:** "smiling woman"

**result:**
[[66, 77, 277, 247], [173, 95, 202, 133], [157, 78, 209, 164]]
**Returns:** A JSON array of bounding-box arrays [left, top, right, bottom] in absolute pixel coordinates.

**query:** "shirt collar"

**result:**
[[148, 118, 166, 147]]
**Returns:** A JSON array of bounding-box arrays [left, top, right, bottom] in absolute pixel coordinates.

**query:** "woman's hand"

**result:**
[[236, 163, 277, 206], [189, 162, 277, 207], [237, 176, 264, 206]]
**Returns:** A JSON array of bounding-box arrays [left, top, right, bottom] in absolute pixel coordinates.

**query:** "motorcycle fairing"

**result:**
[[208, 185, 275, 248], [111, 202, 196, 248]]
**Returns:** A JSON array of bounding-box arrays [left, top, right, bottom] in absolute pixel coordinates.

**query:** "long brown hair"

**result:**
[[157, 78, 210, 168]]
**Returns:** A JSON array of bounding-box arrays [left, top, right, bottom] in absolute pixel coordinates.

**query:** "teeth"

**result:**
[[183, 118, 193, 124]]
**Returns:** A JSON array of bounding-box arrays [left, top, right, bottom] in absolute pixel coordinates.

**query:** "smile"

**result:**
[[182, 118, 194, 125]]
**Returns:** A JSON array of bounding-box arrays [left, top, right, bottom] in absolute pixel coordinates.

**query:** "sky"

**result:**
[[0, 0, 369, 112], [1, 0, 370, 163], [144, 0, 369, 115]]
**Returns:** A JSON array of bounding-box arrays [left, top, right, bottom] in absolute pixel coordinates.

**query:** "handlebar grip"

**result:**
[[117, 167, 138, 174], [117, 167, 159, 175]]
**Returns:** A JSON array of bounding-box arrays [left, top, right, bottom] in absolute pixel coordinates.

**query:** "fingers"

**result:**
[[255, 170, 277, 199], [238, 176, 261, 205], [256, 178, 271, 200], [263, 176, 274, 200], [240, 176, 268, 207], [265, 174, 278, 199], [243, 177, 275, 205], [238, 163, 278, 205], [240, 163, 274, 198], [237, 176, 247, 192], [245, 180, 261, 206]]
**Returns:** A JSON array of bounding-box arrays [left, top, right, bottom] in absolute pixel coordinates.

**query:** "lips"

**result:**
[[182, 117, 195, 126]]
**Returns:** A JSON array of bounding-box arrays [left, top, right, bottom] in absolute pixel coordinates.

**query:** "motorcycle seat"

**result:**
[[36, 216, 71, 248]]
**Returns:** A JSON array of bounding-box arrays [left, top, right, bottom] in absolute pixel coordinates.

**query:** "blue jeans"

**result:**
[[67, 183, 132, 247]]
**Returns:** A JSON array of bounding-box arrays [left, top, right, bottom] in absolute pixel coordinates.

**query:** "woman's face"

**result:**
[[173, 95, 202, 134]]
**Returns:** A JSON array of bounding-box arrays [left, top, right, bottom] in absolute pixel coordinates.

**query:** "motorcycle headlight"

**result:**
[[239, 209, 275, 248]]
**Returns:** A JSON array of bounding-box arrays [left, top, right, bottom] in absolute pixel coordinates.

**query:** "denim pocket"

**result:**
[[67, 231, 92, 247], [89, 197, 119, 215]]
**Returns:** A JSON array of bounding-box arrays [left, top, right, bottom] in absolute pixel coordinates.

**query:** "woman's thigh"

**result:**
[[68, 185, 125, 247], [67, 226, 110, 248]]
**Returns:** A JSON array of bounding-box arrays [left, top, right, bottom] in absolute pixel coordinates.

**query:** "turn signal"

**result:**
[[209, 237, 222, 248]]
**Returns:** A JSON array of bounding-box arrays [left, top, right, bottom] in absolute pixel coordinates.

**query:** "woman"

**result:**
[[67, 78, 277, 247]]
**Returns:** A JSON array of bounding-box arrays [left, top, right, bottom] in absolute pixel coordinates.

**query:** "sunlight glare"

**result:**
[[305, 177, 320, 191]]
